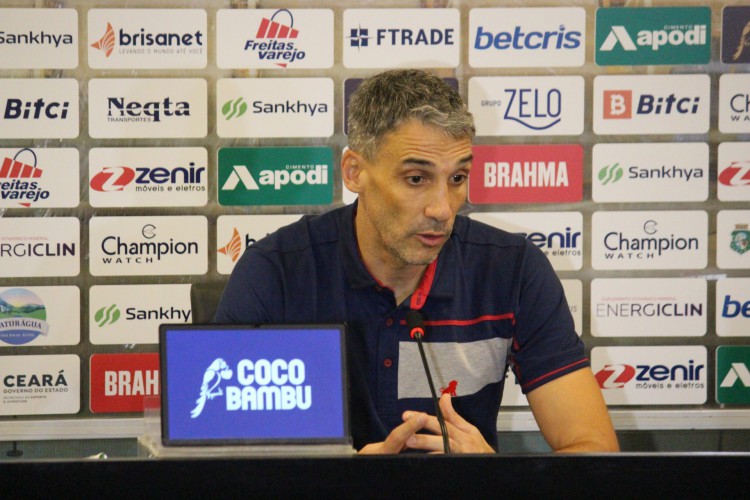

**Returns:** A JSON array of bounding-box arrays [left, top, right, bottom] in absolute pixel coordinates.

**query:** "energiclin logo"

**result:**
[[190, 357, 311, 418]]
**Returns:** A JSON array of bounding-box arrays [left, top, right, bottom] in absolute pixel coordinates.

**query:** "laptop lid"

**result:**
[[159, 323, 349, 447]]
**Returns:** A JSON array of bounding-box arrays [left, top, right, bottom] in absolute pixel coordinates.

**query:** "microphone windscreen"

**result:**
[[406, 309, 424, 339]]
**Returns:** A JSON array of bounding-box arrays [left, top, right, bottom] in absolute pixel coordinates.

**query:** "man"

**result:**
[[215, 69, 619, 454]]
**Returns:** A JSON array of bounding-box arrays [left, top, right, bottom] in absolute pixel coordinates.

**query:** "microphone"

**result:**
[[406, 309, 451, 454]]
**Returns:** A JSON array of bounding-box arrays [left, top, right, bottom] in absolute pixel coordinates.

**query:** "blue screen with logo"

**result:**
[[160, 325, 348, 445]]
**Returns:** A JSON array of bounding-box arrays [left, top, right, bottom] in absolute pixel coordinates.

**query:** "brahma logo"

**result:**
[[90, 353, 160, 413], [0, 288, 48, 346], [190, 357, 311, 418]]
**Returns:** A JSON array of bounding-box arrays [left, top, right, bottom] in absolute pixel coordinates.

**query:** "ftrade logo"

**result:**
[[189, 357, 312, 418], [592, 211, 707, 270], [721, 6, 750, 64], [218, 147, 333, 206], [469, 144, 582, 204], [216, 215, 303, 274], [592, 346, 707, 405], [719, 74, 750, 134], [717, 211, 750, 269], [90, 353, 160, 413], [343, 9, 459, 68], [469, 7, 585, 68], [594, 75, 710, 135], [88, 9, 206, 69], [596, 7, 710, 65], [593, 143, 708, 203], [469, 76, 584, 136], [718, 143, 750, 201], [717, 346, 750, 404], [0, 288, 48, 346]]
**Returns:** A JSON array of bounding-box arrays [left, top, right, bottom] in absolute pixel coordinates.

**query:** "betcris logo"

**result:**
[[469, 144, 583, 204], [718, 143, 750, 201], [163, 327, 345, 442], [719, 74, 750, 134], [592, 346, 707, 405], [716, 210, 750, 270], [0, 148, 79, 208], [88, 79, 207, 139], [89, 147, 207, 208], [721, 6, 750, 64], [594, 74, 710, 135], [217, 215, 303, 274], [89, 284, 191, 345], [591, 211, 707, 270], [592, 143, 708, 203], [469, 211, 583, 271], [469, 7, 584, 68], [0, 8, 77, 69], [90, 353, 160, 413], [218, 147, 333, 206], [595, 7, 710, 65], [217, 78, 332, 138], [0, 79, 78, 139], [88, 9, 206, 69], [343, 8, 459, 68], [469, 76, 584, 136], [716, 278, 750, 338], [89, 216, 207, 276], [217, 9, 333, 69]]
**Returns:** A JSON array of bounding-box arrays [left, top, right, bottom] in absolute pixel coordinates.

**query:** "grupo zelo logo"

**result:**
[[218, 147, 333, 206], [190, 357, 311, 418], [88, 9, 206, 69], [596, 7, 710, 66], [594, 75, 710, 135], [721, 6, 750, 64], [469, 7, 585, 68], [342, 9, 459, 68], [0, 288, 49, 346]]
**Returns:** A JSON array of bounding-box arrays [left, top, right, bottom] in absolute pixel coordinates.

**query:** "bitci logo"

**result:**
[[603, 90, 631, 119]]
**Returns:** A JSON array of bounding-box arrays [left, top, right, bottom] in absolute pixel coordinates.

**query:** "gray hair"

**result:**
[[347, 69, 475, 161]]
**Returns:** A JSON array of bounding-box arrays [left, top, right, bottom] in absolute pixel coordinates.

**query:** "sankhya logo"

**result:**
[[598, 163, 624, 185], [222, 98, 248, 119], [190, 357, 311, 418]]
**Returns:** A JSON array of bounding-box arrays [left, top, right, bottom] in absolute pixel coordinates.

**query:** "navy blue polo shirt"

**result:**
[[214, 202, 587, 451]]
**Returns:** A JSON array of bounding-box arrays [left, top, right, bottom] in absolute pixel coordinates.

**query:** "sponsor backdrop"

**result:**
[[0, 0, 748, 430]]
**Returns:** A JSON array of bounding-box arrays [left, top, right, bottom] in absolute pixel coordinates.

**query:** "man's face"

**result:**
[[354, 120, 473, 269]]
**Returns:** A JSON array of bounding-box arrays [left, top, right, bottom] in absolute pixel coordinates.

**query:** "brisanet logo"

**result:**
[[88, 78, 207, 139], [0, 354, 80, 416], [88, 9, 206, 69], [217, 215, 303, 274], [469, 76, 584, 136], [469, 144, 583, 204], [591, 211, 707, 270], [595, 6, 710, 65], [592, 346, 707, 405], [591, 278, 706, 338], [0, 79, 78, 139], [716, 346, 750, 404], [217, 9, 333, 69], [90, 353, 159, 413], [0, 148, 79, 208], [343, 8, 459, 68], [469, 7, 585, 68], [0, 286, 79, 347], [717, 210, 750, 270], [593, 74, 710, 135], [89, 284, 191, 345], [592, 142, 708, 203], [719, 74, 750, 134], [217, 78, 332, 138], [0, 8, 77, 69], [218, 147, 333, 206], [716, 278, 750, 337], [89, 216, 207, 276], [89, 147, 207, 208], [0, 217, 79, 278], [721, 6, 750, 64], [469, 212, 583, 271], [718, 142, 750, 202]]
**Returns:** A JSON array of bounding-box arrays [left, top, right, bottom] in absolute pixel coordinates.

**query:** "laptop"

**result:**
[[158, 323, 350, 449]]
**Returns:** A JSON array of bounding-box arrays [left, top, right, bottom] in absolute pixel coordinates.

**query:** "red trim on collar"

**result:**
[[409, 258, 437, 310]]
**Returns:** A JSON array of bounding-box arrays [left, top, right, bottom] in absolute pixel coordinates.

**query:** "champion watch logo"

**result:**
[[222, 98, 248, 120], [731, 224, 750, 255], [190, 358, 233, 418], [91, 22, 115, 57], [218, 228, 242, 263], [94, 304, 121, 327]]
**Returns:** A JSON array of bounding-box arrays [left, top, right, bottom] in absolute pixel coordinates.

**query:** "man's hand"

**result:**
[[358, 394, 494, 454]]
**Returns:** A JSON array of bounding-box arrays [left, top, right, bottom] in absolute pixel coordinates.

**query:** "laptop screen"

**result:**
[[159, 324, 349, 446]]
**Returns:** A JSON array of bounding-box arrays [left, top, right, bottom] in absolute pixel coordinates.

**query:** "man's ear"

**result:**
[[342, 147, 364, 194]]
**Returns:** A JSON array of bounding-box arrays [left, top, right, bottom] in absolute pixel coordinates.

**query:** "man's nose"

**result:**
[[424, 184, 453, 222]]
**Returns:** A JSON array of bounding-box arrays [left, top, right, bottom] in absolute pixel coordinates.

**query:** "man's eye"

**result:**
[[407, 176, 425, 185], [451, 174, 468, 184]]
